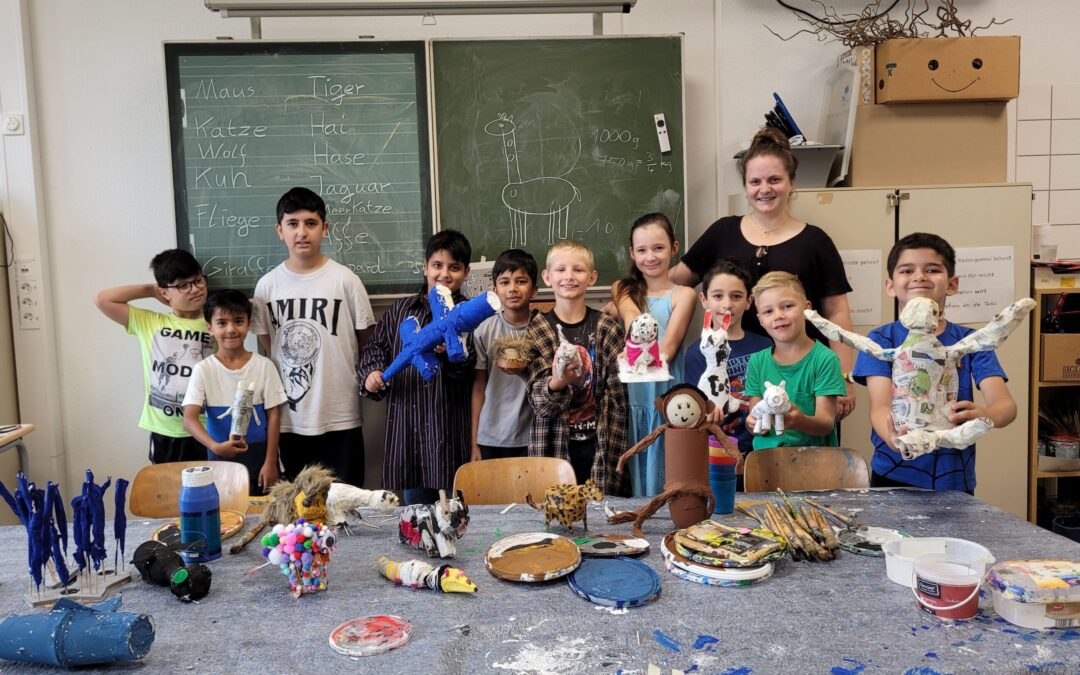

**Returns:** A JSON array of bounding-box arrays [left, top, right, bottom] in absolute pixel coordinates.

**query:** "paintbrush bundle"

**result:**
[[746, 490, 843, 562]]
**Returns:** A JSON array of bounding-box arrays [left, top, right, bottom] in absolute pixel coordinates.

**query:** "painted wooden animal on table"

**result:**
[[230, 464, 335, 554], [525, 479, 604, 533], [698, 311, 740, 416], [553, 324, 586, 382], [751, 380, 792, 435], [399, 490, 470, 559], [806, 296, 1035, 459]]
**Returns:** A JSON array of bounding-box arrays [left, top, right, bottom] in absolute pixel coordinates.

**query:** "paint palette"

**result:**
[[329, 615, 412, 657], [574, 534, 650, 558], [150, 509, 246, 547], [485, 532, 581, 582], [835, 526, 911, 557], [661, 534, 774, 587], [567, 557, 661, 608]]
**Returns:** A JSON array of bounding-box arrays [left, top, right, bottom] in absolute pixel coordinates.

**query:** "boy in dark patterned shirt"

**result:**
[[526, 240, 629, 495]]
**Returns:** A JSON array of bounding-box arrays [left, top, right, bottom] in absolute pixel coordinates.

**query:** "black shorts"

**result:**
[[279, 427, 365, 487], [149, 433, 206, 464]]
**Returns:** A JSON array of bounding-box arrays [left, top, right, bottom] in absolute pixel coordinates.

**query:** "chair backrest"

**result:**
[[453, 457, 577, 505], [743, 447, 870, 493], [129, 461, 250, 518]]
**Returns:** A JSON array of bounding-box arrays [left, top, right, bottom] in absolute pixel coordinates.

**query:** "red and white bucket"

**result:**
[[912, 554, 987, 620]]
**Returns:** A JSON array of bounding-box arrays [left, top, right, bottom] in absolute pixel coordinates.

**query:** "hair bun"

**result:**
[[749, 127, 790, 152]]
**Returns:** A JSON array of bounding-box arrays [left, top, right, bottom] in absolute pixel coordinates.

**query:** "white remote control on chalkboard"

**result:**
[[654, 113, 671, 154]]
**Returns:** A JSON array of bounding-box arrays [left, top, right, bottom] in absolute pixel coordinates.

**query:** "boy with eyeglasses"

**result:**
[[94, 249, 214, 463]]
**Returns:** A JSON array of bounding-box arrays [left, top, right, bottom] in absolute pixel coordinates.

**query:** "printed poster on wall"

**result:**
[[840, 249, 882, 326], [947, 246, 1015, 324]]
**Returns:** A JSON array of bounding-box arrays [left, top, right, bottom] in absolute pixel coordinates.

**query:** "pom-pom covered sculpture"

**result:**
[[399, 490, 469, 559], [805, 296, 1035, 459], [525, 479, 604, 533], [382, 285, 501, 382], [377, 555, 477, 593], [326, 483, 399, 533], [698, 311, 741, 415], [751, 380, 792, 435], [218, 381, 258, 440], [611, 385, 740, 535], [0, 596, 154, 668], [618, 313, 672, 383], [131, 540, 212, 602], [553, 324, 587, 382], [230, 464, 335, 553], [261, 518, 336, 597]]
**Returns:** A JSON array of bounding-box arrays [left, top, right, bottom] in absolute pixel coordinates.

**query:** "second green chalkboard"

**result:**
[[432, 36, 686, 287]]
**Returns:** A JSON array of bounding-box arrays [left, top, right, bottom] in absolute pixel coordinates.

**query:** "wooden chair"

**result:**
[[453, 457, 577, 505], [129, 461, 250, 518], [743, 447, 870, 493]]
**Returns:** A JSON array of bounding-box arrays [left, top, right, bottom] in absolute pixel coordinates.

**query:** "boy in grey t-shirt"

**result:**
[[470, 250, 539, 460]]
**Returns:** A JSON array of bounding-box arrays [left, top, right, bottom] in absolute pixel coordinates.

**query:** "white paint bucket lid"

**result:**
[[883, 536, 994, 588]]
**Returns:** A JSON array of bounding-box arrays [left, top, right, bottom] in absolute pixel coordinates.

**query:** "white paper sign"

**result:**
[[947, 246, 1015, 324], [840, 249, 882, 326], [462, 260, 496, 299]]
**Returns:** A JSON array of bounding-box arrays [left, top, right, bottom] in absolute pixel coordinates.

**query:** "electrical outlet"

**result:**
[[14, 259, 41, 330]]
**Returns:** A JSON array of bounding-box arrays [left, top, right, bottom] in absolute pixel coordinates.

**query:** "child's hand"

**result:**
[[745, 413, 759, 434], [947, 401, 988, 425], [470, 444, 483, 462], [434, 343, 447, 354], [783, 406, 807, 432], [213, 439, 248, 459], [882, 414, 909, 453], [548, 358, 579, 391], [704, 405, 724, 424], [258, 461, 280, 494], [365, 370, 386, 392], [600, 301, 619, 320]]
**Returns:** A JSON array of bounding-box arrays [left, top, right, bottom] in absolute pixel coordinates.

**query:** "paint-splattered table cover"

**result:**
[[2, 489, 1078, 674]]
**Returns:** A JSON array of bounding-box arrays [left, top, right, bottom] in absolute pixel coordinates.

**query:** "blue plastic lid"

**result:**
[[567, 557, 661, 608]]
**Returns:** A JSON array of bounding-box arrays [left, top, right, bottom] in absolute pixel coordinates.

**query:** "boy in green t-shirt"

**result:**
[[94, 249, 213, 463], [744, 271, 846, 449]]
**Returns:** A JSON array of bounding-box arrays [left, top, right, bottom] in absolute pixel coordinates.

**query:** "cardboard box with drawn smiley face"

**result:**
[[875, 36, 1019, 103]]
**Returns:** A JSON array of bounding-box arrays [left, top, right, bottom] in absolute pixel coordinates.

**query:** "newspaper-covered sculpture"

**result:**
[[751, 380, 792, 435], [618, 313, 671, 383], [553, 324, 585, 382], [377, 555, 477, 593], [326, 483, 399, 533], [697, 311, 741, 415], [217, 381, 258, 440], [805, 296, 1035, 459]]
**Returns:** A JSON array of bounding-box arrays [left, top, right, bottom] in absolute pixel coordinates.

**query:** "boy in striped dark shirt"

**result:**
[[359, 230, 476, 505]]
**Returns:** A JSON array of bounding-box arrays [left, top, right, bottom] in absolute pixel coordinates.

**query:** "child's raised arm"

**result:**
[[658, 286, 698, 360], [93, 283, 163, 327], [948, 375, 1016, 429], [866, 375, 902, 451], [783, 396, 838, 436], [526, 318, 571, 418]]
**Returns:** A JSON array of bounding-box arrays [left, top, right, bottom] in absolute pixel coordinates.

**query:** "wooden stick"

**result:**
[[736, 505, 766, 528], [814, 508, 841, 552], [804, 498, 852, 527]]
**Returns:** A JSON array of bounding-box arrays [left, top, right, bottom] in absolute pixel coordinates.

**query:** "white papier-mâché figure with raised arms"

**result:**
[[750, 380, 792, 435], [617, 313, 672, 382], [697, 310, 741, 416], [553, 323, 585, 383], [805, 296, 1035, 460]]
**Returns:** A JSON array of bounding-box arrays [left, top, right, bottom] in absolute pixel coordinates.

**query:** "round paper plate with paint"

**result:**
[[574, 534, 650, 558], [329, 615, 412, 657], [567, 557, 661, 608], [151, 509, 246, 547], [663, 556, 774, 587], [835, 526, 911, 557], [485, 532, 581, 582]]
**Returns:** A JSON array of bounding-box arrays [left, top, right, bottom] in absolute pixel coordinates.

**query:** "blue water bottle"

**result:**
[[179, 466, 222, 563]]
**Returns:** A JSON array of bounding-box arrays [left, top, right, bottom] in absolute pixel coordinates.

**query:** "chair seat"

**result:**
[[129, 461, 250, 518], [453, 457, 577, 505], [743, 446, 870, 493]]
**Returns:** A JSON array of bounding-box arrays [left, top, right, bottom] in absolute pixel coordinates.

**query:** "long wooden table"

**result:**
[[1, 488, 1078, 673]]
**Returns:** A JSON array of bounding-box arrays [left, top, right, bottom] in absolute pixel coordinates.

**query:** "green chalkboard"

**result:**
[[165, 42, 432, 295], [432, 37, 685, 287]]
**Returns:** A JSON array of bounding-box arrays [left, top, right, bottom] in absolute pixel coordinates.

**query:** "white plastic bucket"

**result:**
[[883, 537, 994, 588], [912, 554, 986, 620]]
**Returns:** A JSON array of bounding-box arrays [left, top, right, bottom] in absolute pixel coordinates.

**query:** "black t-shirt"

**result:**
[[681, 215, 852, 342], [544, 308, 600, 441]]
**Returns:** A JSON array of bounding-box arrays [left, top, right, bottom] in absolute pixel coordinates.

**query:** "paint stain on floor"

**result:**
[[831, 658, 865, 674]]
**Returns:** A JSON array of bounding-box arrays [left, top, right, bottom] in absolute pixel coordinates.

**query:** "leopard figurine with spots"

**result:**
[[525, 479, 604, 533]]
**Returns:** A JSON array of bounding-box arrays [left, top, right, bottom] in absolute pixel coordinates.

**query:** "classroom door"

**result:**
[[900, 183, 1033, 518]]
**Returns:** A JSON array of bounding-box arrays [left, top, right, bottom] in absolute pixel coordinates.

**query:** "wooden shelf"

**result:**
[[1036, 380, 1080, 388], [1036, 470, 1080, 479]]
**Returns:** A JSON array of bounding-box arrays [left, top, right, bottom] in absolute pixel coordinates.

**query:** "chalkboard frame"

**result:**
[[164, 40, 434, 297], [429, 35, 688, 292]]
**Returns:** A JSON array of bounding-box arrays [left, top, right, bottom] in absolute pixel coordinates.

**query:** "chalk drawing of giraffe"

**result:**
[[484, 113, 580, 247]]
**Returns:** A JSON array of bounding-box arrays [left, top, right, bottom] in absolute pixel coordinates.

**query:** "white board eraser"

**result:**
[[654, 113, 671, 154]]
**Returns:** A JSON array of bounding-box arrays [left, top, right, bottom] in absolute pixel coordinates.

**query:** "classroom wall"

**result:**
[[2, 0, 1078, 512]]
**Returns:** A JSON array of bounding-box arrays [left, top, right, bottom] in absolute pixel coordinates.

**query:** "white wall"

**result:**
[[1, 0, 1075, 502]]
